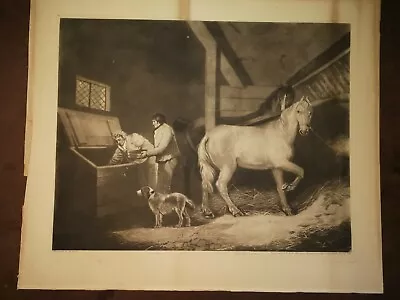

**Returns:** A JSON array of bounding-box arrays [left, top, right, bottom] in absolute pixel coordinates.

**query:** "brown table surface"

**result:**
[[1, 0, 398, 299]]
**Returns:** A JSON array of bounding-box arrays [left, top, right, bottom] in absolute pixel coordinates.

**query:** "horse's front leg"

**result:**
[[279, 161, 304, 191], [272, 168, 293, 216], [216, 166, 245, 217]]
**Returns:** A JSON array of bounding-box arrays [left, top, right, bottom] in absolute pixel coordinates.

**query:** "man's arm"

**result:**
[[129, 133, 146, 148], [109, 148, 124, 165]]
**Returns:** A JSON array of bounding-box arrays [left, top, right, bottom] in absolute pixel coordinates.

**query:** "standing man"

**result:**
[[139, 113, 181, 194]]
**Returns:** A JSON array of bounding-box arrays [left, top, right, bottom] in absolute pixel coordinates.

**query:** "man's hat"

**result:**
[[112, 130, 127, 140]]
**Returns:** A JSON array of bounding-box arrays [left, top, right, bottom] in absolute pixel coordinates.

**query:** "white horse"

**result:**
[[197, 96, 313, 217]]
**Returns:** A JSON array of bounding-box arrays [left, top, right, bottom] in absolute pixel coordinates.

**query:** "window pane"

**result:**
[[90, 83, 107, 110], [76, 80, 90, 107], [75, 77, 110, 111]]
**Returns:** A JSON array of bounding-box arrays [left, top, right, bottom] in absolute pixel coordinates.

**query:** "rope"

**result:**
[[310, 127, 336, 154]]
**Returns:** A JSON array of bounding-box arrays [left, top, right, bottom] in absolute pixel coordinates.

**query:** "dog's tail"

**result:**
[[197, 134, 217, 194], [185, 198, 195, 209]]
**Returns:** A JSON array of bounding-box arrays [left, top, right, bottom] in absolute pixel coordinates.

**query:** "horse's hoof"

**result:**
[[287, 185, 295, 191], [238, 211, 249, 217], [202, 209, 215, 219], [230, 208, 244, 217], [283, 208, 293, 216], [283, 183, 295, 192]]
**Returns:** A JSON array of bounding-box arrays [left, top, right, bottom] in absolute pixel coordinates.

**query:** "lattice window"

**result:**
[[75, 76, 111, 111]]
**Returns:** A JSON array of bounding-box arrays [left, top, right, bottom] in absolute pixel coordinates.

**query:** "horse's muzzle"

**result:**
[[299, 128, 310, 136]]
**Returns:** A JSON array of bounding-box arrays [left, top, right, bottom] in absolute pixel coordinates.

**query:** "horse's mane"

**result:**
[[279, 97, 311, 122]]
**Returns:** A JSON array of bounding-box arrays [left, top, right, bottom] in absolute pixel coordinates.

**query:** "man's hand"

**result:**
[[137, 150, 147, 159]]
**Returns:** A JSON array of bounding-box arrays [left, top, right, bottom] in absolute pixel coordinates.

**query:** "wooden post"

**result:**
[[187, 22, 218, 131], [205, 45, 217, 131], [188, 21, 245, 131]]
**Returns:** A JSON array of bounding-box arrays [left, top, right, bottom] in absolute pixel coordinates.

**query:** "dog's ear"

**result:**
[[141, 187, 149, 199], [146, 186, 155, 199], [141, 186, 154, 199]]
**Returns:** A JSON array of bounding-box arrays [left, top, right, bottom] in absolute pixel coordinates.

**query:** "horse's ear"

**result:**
[[293, 98, 302, 110], [299, 95, 311, 106], [280, 103, 291, 125]]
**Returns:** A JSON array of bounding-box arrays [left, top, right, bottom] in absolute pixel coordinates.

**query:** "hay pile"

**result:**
[[112, 179, 351, 251], [191, 179, 349, 222], [190, 186, 283, 223]]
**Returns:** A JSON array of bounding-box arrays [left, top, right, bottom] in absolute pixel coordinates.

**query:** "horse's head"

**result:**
[[294, 96, 313, 136]]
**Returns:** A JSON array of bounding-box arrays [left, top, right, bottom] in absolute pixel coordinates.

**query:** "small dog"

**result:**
[[136, 186, 195, 228]]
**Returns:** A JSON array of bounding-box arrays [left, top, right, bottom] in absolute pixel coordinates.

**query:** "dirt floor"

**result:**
[[108, 178, 351, 252]]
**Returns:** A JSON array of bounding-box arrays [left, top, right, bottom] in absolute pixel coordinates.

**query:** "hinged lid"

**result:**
[[58, 107, 122, 147]]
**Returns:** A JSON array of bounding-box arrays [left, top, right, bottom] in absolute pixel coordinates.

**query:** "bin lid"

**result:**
[[58, 107, 122, 147]]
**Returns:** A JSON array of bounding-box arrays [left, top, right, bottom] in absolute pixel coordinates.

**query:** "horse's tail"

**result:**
[[197, 134, 217, 194]]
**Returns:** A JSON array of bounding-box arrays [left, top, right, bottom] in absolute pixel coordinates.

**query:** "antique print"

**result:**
[[54, 19, 351, 252], [18, 0, 382, 293]]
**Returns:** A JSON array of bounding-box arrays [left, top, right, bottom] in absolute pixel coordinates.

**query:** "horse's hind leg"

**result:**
[[201, 186, 214, 218], [216, 166, 244, 217], [272, 168, 293, 216], [278, 161, 304, 191], [183, 208, 191, 227]]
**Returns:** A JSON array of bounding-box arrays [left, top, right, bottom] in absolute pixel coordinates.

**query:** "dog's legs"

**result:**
[[159, 213, 163, 228], [183, 208, 191, 227], [154, 213, 162, 228], [175, 208, 183, 228], [154, 213, 159, 228], [156, 213, 160, 228]]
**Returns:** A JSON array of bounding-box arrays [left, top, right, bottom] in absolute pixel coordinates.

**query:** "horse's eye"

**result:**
[[297, 110, 300, 113]]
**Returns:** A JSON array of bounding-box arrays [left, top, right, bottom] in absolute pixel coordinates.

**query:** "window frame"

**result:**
[[75, 75, 111, 112]]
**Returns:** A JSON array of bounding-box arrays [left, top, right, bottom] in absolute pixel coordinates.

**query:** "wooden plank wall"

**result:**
[[219, 85, 276, 118], [287, 32, 351, 105], [292, 51, 350, 104], [240, 32, 351, 126]]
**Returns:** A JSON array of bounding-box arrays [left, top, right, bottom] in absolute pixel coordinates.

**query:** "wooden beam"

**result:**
[[220, 52, 244, 87], [220, 98, 266, 118], [188, 22, 217, 131], [187, 21, 215, 49], [188, 21, 244, 88], [220, 85, 276, 99], [205, 46, 217, 131], [292, 49, 350, 88], [287, 32, 350, 87]]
